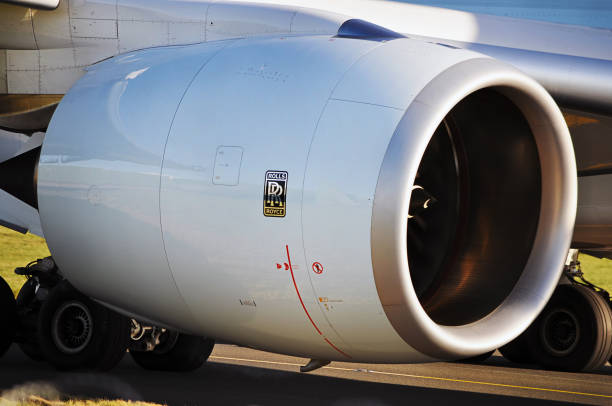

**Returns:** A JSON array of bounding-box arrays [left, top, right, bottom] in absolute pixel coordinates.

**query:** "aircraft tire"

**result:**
[[527, 284, 612, 372], [15, 279, 44, 362], [498, 332, 533, 364], [130, 333, 214, 372], [37, 281, 130, 371], [0, 276, 16, 359]]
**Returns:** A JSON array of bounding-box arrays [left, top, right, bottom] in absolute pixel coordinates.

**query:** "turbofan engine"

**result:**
[[37, 23, 576, 362]]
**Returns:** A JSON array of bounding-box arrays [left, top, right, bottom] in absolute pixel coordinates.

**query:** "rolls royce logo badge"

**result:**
[[263, 171, 288, 217]]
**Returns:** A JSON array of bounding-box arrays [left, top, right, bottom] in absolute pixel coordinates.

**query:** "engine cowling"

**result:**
[[38, 33, 576, 362]]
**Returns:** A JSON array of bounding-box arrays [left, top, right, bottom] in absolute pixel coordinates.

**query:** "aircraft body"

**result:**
[[0, 0, 610, 374]]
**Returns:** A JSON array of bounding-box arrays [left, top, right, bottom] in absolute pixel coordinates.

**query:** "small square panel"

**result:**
[[213, 146, 243, 186]]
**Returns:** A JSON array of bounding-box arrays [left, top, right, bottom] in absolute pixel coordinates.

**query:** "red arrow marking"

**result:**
[[276, 263, 282, 269]]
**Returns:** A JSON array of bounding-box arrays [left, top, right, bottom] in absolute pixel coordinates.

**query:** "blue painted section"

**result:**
[[392, 0, 612, 29]]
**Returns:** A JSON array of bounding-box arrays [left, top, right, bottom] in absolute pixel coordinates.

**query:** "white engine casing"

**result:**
[[38, 33, 576, 362]]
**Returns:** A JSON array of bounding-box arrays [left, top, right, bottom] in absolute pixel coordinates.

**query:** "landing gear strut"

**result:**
[[128, 320, 214, 372]]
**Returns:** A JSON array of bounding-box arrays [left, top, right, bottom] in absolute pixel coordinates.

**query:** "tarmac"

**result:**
[[1, 343, 612, 405]]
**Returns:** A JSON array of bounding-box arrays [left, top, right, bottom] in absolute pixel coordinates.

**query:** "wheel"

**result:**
[[130, 332, 214, 372], [455, 350, 494, 364], [37, 281, 130, 371], [499, 332, 533, 364], [527, 284, 612, 372], [0, 276, 16, 358], [15, 279, 44, 362]]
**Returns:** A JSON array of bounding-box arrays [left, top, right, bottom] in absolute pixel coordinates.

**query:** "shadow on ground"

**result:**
[[0, 346, 571, 406]]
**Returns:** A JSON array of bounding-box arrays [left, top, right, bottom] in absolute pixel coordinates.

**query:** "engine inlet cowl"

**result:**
[[372, 58, 576, 360]]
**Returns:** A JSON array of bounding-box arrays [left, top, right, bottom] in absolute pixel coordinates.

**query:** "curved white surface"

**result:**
[[39, 34, 575, 362]]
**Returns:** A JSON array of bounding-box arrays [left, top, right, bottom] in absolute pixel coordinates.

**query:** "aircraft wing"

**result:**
[[254, 0, 612, 115]]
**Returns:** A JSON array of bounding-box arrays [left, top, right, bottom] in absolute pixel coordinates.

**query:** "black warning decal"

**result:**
[[263, 171, 288, 217]]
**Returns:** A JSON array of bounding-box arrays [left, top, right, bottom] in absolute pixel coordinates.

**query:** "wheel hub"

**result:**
[[51, 301, 93, 354], [541, 308, 580, 357]]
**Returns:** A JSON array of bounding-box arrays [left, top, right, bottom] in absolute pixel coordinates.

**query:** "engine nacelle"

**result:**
[[38, 33, 576, 362]]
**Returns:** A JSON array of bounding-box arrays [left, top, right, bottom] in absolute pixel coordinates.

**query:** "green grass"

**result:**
[[577, 254, 612, 293], [0, 228, 50, 296], [0, 228, 611, 295]]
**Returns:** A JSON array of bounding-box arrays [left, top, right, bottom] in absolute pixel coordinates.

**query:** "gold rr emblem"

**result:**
[[263, 171, 288, 217]]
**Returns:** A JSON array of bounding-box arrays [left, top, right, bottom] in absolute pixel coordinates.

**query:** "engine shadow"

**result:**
[[0, 346, 568, 406]]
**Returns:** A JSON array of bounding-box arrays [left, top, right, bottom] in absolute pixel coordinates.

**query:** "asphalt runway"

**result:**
[[1, 343, 612, 405]]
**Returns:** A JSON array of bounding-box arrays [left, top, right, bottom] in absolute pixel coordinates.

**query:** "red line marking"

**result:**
[[324, 338, 352, 359], [285, 245, 351, 359], [286, 245, 322, 335]]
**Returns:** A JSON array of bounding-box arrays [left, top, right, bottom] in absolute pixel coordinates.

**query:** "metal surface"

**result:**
[[39, 34, 575, 363], [371, 57, 576, 359], [51, 301, 93, 355], [335, 18, 405, 41], [39, 42, 229, 329], [540, 309, 581, 357], [0, 0, 58, 10], [409, 89, 541, 326], [1, 0, 611, 116]]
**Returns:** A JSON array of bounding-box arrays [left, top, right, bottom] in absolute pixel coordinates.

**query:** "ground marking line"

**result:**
[[211, 356, 302, 368], [209, 356, 612, 399]]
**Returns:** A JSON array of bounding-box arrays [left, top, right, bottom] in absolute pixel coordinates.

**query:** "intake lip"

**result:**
[[371, 57, 577, 359]]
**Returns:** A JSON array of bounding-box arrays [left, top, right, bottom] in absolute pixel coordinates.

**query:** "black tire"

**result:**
[[130, 333, 214, 372], [91, 308, 131, 371], [527, 284, 612, 372], [455, 350, 494, 364], [0, 276, 16, 358], [15, 279, 44, 362], [38, 281, 130, 371], [499, 332, 533, 364]]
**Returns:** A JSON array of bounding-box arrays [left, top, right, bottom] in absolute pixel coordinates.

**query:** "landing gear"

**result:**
[[12, 258, 130, 371], [37, 281, 130, 371], [499, 250, 612, 372], [9, 256, 214, 372], [14, 258, 61, 362], [498, 332, 532, 364], [527, 284, 612, 371], [0, 276, 16, 359], [128, 320, 214, 372]]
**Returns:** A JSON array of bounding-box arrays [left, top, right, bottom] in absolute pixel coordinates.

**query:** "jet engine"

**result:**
[[37, 25, 576, 362]]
